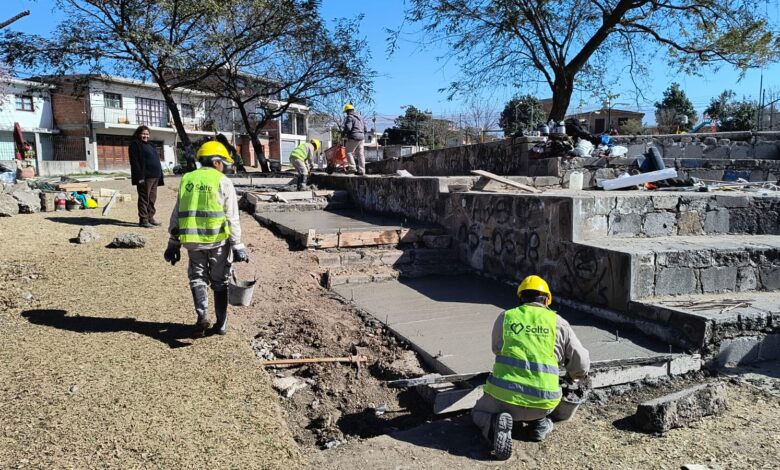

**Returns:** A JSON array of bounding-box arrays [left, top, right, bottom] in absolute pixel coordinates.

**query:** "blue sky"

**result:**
[[5, 0, 780, 129]]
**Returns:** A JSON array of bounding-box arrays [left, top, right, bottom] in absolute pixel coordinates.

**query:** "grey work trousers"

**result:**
[[291, 157, 310, 176], [471, 393, 551, 439], [345, 139, 365, 174], [187, 244, 232, 292]]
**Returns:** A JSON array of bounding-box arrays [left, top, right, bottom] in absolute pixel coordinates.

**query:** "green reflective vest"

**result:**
[[483, 304, 562, 410], [290, 143, 308, 161], [177, 168, 230, 244]]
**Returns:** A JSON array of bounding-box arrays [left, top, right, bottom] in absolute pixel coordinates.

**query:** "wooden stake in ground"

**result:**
[[470, 170, 542, 193], [102, 190, 120, 216]]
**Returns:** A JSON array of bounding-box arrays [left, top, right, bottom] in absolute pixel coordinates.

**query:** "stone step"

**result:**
[[315, 247, 456, 269], [583, 234, 780, 299], [629, 292, 780, 366]]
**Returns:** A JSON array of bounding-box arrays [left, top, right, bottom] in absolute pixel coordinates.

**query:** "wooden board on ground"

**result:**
[[305, 228, 426, 249], [101, 190, 120, 216], [470, 170, 541, 193], [57, 183, 91, 192], [273, 191, 315, 201], [99, 187, 118, 197]]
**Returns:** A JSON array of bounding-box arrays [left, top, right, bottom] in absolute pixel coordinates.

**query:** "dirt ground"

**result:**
[[3, 176, 780, 469]]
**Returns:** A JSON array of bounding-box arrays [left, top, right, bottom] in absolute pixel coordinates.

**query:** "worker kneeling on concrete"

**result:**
[[163, 141, 249, 338], [472, 275, 590, 460], [290, 138, 320, 190]]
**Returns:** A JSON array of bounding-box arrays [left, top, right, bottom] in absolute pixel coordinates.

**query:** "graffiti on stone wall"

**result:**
[[560, 247, 609, 305]]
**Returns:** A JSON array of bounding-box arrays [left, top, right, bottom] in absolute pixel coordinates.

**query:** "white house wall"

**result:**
[[0, 82, 54, 131]]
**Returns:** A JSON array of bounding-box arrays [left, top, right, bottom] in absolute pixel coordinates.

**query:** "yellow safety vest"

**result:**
[[177, 168, 230, 244], [290, 143, 309, 161], [483, 304, 562, 410]]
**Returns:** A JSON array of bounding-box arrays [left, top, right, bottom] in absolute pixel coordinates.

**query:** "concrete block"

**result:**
[[737, 267, 758, 292], [688, 169, 724, 181], [677, 211, 704, 235], [730, 145, 752, 158], [533, 176, 562, 187], [655, 267, 697, 296], [609, 213, 642, 237], [12, 190, 41, 213], [643, 212, 676, 237], [663, 145, 683, 159], [630, 254, 656, 299], [626, 143, 646, 157], [346, 274, 372, 284], [683, 145, 704, 159], [634, 383, 727, 433], [651, 195, 679, 210], [755, 142, 780, 160], [316, 252, 342, 268], [714, 195, 750, 208], [759, 266, 780, 290], [700, 266, 738, 293], [656, 250, 712, 268], [703, 209, 730, 234], [579, 214, 609, 240], [703, 137, 718, 146], [340, 252, 370, 266], [0, 193, 19, 216], [716, 336, 761, 367], [380, 251, 411, 266], [615, 196, 652, 214]]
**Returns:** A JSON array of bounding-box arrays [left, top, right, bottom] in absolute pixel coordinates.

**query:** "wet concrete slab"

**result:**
[[333, 274, 680, 376], [255, 209, 431, 235]]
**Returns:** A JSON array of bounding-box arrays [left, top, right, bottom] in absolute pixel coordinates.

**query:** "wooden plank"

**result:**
[[57, 183, 91, 191], [337, 229, 401, 248], [312, 190, 336, 197], [101, 190, 120, 216], [470, 170, 542, 193], [272, 191, 315, 201]]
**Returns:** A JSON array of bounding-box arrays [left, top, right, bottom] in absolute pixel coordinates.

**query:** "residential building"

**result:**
[[0, 78, 58, 175], [364, 130, 383, 162], [567, 108, 645, 134]]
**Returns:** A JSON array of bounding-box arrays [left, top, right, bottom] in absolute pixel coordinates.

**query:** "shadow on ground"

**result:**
[[46, 216, 139, 227], [21, 309, 193, 349]]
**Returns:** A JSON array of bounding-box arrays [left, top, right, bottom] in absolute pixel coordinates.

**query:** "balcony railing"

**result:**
[[91, 106, 204, 130]]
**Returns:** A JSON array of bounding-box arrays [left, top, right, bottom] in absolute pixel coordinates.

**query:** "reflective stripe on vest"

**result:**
[[483, 304, 561, 410], [290, 143, 308, 161], [177, 168, 230, 244]]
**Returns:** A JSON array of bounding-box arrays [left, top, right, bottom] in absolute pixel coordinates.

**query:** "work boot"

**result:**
[[212, 289, 229, 335], [139, 218, 154, 228], [191, 285, 210, 338], [525, 417, 553, 442], [491, 412, 513, 460], [148, 217, 162, 226], [296, 174, 304, 191]]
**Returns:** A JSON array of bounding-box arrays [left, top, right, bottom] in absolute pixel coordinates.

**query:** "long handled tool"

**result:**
[[261, 354, 368, 367]]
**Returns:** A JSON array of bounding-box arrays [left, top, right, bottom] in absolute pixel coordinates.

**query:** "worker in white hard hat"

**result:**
[[342, 103, 368, 175], [289, 138, 321, 190], [164, 141, 249, 338], [472, 275, 590, 460]]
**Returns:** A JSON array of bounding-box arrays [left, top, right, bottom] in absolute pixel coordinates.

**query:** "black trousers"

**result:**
[[136, 178, 159, 221]]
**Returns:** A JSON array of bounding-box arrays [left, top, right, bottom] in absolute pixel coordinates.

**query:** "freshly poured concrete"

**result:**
[[333, 274, 682, 376], [256, 209, 431, 234]]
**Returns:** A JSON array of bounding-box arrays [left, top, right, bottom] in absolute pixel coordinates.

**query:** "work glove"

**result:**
[[233, 247, 249, 263], [164, 240, 181, 266]]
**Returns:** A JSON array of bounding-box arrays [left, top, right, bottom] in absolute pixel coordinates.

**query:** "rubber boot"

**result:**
[[191, 285, 210, 338], [296, 174, 304, 191], [212, 289, 229, 335]]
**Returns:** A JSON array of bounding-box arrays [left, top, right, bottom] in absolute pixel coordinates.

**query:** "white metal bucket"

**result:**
[[228, 270, 256, 306]]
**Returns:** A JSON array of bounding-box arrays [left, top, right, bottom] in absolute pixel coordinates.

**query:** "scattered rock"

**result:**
[[107, 233, 146, 249], [12, 189, 41, 213], [323, 439, 341, 450], [272, 376, 308, 398], [380, 350, 425, 379], [634, 383, 727, 433], [77, 226, 99, 244], [0, 193, 19, 216]]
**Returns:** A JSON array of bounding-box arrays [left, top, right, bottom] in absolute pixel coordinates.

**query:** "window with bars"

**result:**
[[104, 92, 122, 109], [135, 97, 168, 127], [15, 95, 34, 112]]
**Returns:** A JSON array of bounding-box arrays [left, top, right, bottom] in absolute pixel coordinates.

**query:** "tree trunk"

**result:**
[[548, 73, 575, 122], [235, 102, 270, 173], [158, 85, 196, 171]]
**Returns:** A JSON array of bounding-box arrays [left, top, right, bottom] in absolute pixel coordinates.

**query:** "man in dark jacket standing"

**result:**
[[341, 103, 368, 175], [129, 125, 164, 228]]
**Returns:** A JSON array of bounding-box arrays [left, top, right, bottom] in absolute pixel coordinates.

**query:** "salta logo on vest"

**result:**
[[509, 322, 551, 336], [184, 182, 213, 193]]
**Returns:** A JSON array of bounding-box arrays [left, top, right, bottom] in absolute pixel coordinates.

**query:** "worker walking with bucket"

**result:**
[[472, 275, 590, 460], [163, 141, 249, 338], [289, 138, 321, 190]]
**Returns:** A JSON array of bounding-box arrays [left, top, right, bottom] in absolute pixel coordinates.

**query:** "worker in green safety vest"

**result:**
[[163, 141, 249, 338], [289, 138, 321, 190], [473, 275, 590, 460]]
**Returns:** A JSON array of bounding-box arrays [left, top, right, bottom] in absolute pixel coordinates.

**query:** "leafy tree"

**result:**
[[1, 0, 271, 168], [619, 119, 645, 136], [200, 6, 373, 172], [655, 83, 697, 133], [499, 95, 543, 135], [398, 1, 779, 121], [384, 106, 431, 146], [705, 90, 757, 131]]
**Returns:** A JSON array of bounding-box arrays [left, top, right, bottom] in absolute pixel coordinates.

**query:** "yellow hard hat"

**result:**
[[310, 138, 321, 152], [343, 103, 354, 112], [196, 141, 233, 165], [517, 275, 552, 305]]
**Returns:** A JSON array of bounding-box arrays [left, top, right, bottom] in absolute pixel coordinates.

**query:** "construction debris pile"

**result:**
[[0, 177, 131, 217]]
